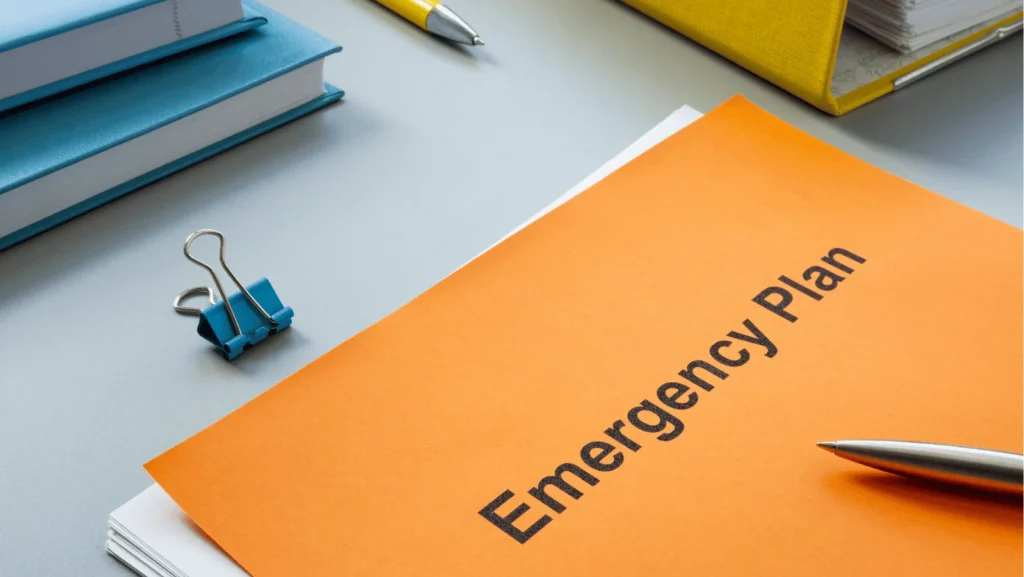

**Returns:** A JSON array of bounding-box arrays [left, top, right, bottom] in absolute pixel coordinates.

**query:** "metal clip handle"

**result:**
[[173, 286, 217, 316], [178, 229, 278, 336]]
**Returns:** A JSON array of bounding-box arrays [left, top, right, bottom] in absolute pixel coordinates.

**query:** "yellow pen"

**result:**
[[374, 0, 483, 46]]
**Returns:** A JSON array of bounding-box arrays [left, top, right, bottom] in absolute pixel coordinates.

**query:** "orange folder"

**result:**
[[147, 96, 1022, 577]]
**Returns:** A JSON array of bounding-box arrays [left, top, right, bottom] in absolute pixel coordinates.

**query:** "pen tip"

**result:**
[[473, 36, 484, 46], [816, 441, 838, 453]]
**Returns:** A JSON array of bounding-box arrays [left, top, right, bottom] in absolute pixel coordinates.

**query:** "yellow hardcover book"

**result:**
[[622, 0, 1022, 115]]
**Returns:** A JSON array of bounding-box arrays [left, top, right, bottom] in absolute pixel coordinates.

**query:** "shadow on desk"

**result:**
[[834, 35, 1023, 178]]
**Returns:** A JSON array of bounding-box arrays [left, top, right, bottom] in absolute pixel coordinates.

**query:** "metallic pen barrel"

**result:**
[[818, 440, 1024, 496], [376, 0, 482, 46], [425, 4, 483, 46]]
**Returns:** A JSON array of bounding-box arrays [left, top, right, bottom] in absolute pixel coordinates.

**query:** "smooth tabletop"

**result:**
[[0, 1, 1020, 575]]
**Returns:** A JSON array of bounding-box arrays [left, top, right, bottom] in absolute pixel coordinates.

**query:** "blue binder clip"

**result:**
[[173, 230, 293, 360]]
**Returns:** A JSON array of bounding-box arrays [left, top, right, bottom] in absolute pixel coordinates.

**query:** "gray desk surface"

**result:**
[[0, 1, 1020, 574]]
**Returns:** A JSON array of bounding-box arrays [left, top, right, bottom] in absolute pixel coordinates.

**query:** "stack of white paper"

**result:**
[[108, 485, 247, 577], [845, 0, 1022, 53], [105, 104, 704, 576]]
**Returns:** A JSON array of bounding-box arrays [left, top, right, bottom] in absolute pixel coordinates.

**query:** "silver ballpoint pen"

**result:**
[[423, 3, 482, 46], [817, 440, 1024, 496], [374, 1, 483, 46]]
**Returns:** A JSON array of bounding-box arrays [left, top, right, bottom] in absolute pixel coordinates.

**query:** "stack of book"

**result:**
[[0, 0, 343, 251]]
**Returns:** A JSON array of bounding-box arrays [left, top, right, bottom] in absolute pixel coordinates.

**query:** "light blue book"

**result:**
[[0, 0, 267, 113], [0, 1, 343, 251]]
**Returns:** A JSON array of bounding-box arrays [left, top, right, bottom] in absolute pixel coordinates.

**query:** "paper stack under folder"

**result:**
[[109, 485, 247, 577], [0, 0, 343, 251], [119, 97, 1021, 577], [846, 0, 1023, 52], [103, 103, 705, 577]]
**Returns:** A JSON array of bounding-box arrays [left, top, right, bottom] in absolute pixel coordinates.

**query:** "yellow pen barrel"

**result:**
[[376, 0, 439, 29]]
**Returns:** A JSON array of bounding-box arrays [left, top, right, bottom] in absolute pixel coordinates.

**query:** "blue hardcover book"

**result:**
[[0, 1, 343, 251], [0, 0, 267, 113]]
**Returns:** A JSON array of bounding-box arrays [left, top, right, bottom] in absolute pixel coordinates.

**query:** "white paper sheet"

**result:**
[[480, 105, 703, 258], [108, 485, 249, 577], [844, 0, 1020, 53]]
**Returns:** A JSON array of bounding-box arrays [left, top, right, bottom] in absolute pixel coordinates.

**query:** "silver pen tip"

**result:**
[[816, 441, 838, 453], [472, 36, 484, 46]]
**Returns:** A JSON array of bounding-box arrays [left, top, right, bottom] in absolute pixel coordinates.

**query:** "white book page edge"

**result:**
[[0, 0, 242, 101], [0, 60, 327, 240]]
